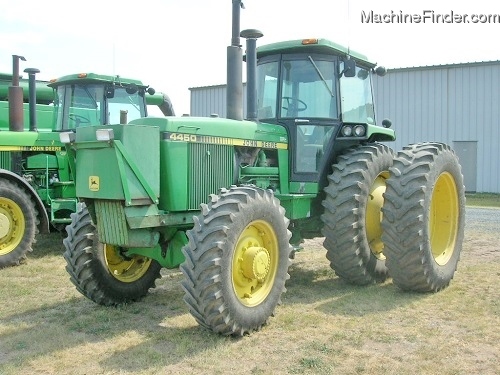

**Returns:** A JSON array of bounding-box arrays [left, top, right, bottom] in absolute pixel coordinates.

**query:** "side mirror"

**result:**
[[105, 87, 115, 98], [342, 58, 356, 77]]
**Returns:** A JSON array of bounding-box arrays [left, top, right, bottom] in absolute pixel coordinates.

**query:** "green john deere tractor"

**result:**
[[60, 1, 465, 336], [0, 56, 174, 268]]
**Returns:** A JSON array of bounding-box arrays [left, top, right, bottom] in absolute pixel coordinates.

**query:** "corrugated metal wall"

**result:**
[[190, 61, 500, 193], [189, 84, 247, 119], [373, 61, 500, 193]]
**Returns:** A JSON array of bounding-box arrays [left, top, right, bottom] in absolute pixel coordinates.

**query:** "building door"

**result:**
[[453, 141, 477, 192]]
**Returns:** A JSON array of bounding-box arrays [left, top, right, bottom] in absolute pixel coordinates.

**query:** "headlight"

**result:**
[[353, 125, 366, 137], [59, 131, 75, 143], [96, 129, 114, 141], [341, 125, 352, 137]]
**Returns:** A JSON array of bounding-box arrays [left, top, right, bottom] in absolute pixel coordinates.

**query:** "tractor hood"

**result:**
[[129, 116, 288, 146]]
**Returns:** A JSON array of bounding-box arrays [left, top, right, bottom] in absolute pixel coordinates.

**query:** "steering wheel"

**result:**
[[68, 114, 90, 126], [282, 97, 308, 112]]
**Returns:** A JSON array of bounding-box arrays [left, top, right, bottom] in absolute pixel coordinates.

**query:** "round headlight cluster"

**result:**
[[340, 125, 366, 137], [354, 125, 366, 137], [341, 125, 352, 137]]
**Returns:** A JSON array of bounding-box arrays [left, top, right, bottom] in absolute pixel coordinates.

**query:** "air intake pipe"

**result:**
[[241, 29, 263, 121], [24, 67, 40, 132]]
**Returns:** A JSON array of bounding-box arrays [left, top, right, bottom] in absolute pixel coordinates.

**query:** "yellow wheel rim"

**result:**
[[365, 172, 389, 260], [430, 172, 459, 265], [232, 220, 279, 307], [104, 244, 152, 282], [0, 197, 25, 256]]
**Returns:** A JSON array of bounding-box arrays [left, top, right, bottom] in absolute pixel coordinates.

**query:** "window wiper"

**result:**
[[82, 86, 99, 109], [307, 56, 335, 98], [124, 90, 141, 112]]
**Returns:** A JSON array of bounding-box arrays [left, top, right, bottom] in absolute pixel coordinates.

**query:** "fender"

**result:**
[[0, 169, 50, 233]]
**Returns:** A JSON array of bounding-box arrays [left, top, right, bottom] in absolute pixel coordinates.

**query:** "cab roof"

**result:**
[[48, 73, 144, 87], [256, 38, 376, 67]]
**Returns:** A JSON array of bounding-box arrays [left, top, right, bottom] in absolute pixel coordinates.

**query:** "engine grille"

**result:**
[[188, 143, 234, 210], [95, 200, 128, 245], [0, 152, 11, 169]]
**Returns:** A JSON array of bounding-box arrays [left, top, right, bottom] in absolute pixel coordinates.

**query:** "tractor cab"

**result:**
[[48, 73, 156, 130], [256, 39, 388, 182]]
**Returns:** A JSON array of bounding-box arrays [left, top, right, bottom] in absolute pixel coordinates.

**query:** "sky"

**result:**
[[1, 0, 499, 116]]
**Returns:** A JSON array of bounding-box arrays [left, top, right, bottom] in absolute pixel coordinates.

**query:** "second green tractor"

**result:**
[[0, 58, 174, 268]]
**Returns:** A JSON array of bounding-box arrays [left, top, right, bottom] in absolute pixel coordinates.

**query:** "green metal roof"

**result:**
[[0, 72, 14, 80], [0, 75, 54, 102]]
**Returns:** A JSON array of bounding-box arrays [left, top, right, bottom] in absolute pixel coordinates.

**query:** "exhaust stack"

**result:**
[[9, 55, 26, 131], [226, 0, 244, 121]]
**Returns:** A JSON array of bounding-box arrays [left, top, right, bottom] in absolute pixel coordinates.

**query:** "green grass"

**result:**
[[0, 214, 498, 375], [466, 193, 500, 208]]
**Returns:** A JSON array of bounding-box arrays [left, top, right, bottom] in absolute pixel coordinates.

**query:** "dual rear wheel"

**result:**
[[321, 142, 465, 292]]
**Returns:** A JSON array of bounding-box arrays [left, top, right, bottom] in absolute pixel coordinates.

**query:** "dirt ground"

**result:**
[[461, 207, 500, 264]]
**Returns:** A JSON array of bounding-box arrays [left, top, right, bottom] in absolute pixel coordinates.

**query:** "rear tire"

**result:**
[[180, 186, 292, 336], [63, 206, 161, 305], [321, 143, 394, 285], [382, 142, 465, 292], [0, 180, 38, 268]]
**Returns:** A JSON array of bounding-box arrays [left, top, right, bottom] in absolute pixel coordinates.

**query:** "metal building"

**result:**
[[190, 84, 247, 120], [189, 61, 500, 193]]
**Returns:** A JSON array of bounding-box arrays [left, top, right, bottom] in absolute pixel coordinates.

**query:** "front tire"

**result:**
[[321, 143, 394, 285], [63, 206, 162, 305], [0, 180, 38, 268], [382, 143, 465, 292], [180, 186, 292, 336]]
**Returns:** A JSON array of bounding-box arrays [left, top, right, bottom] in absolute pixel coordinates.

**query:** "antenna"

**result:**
[[112, 43, 116, 75], [347, 0, 351, 55]]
